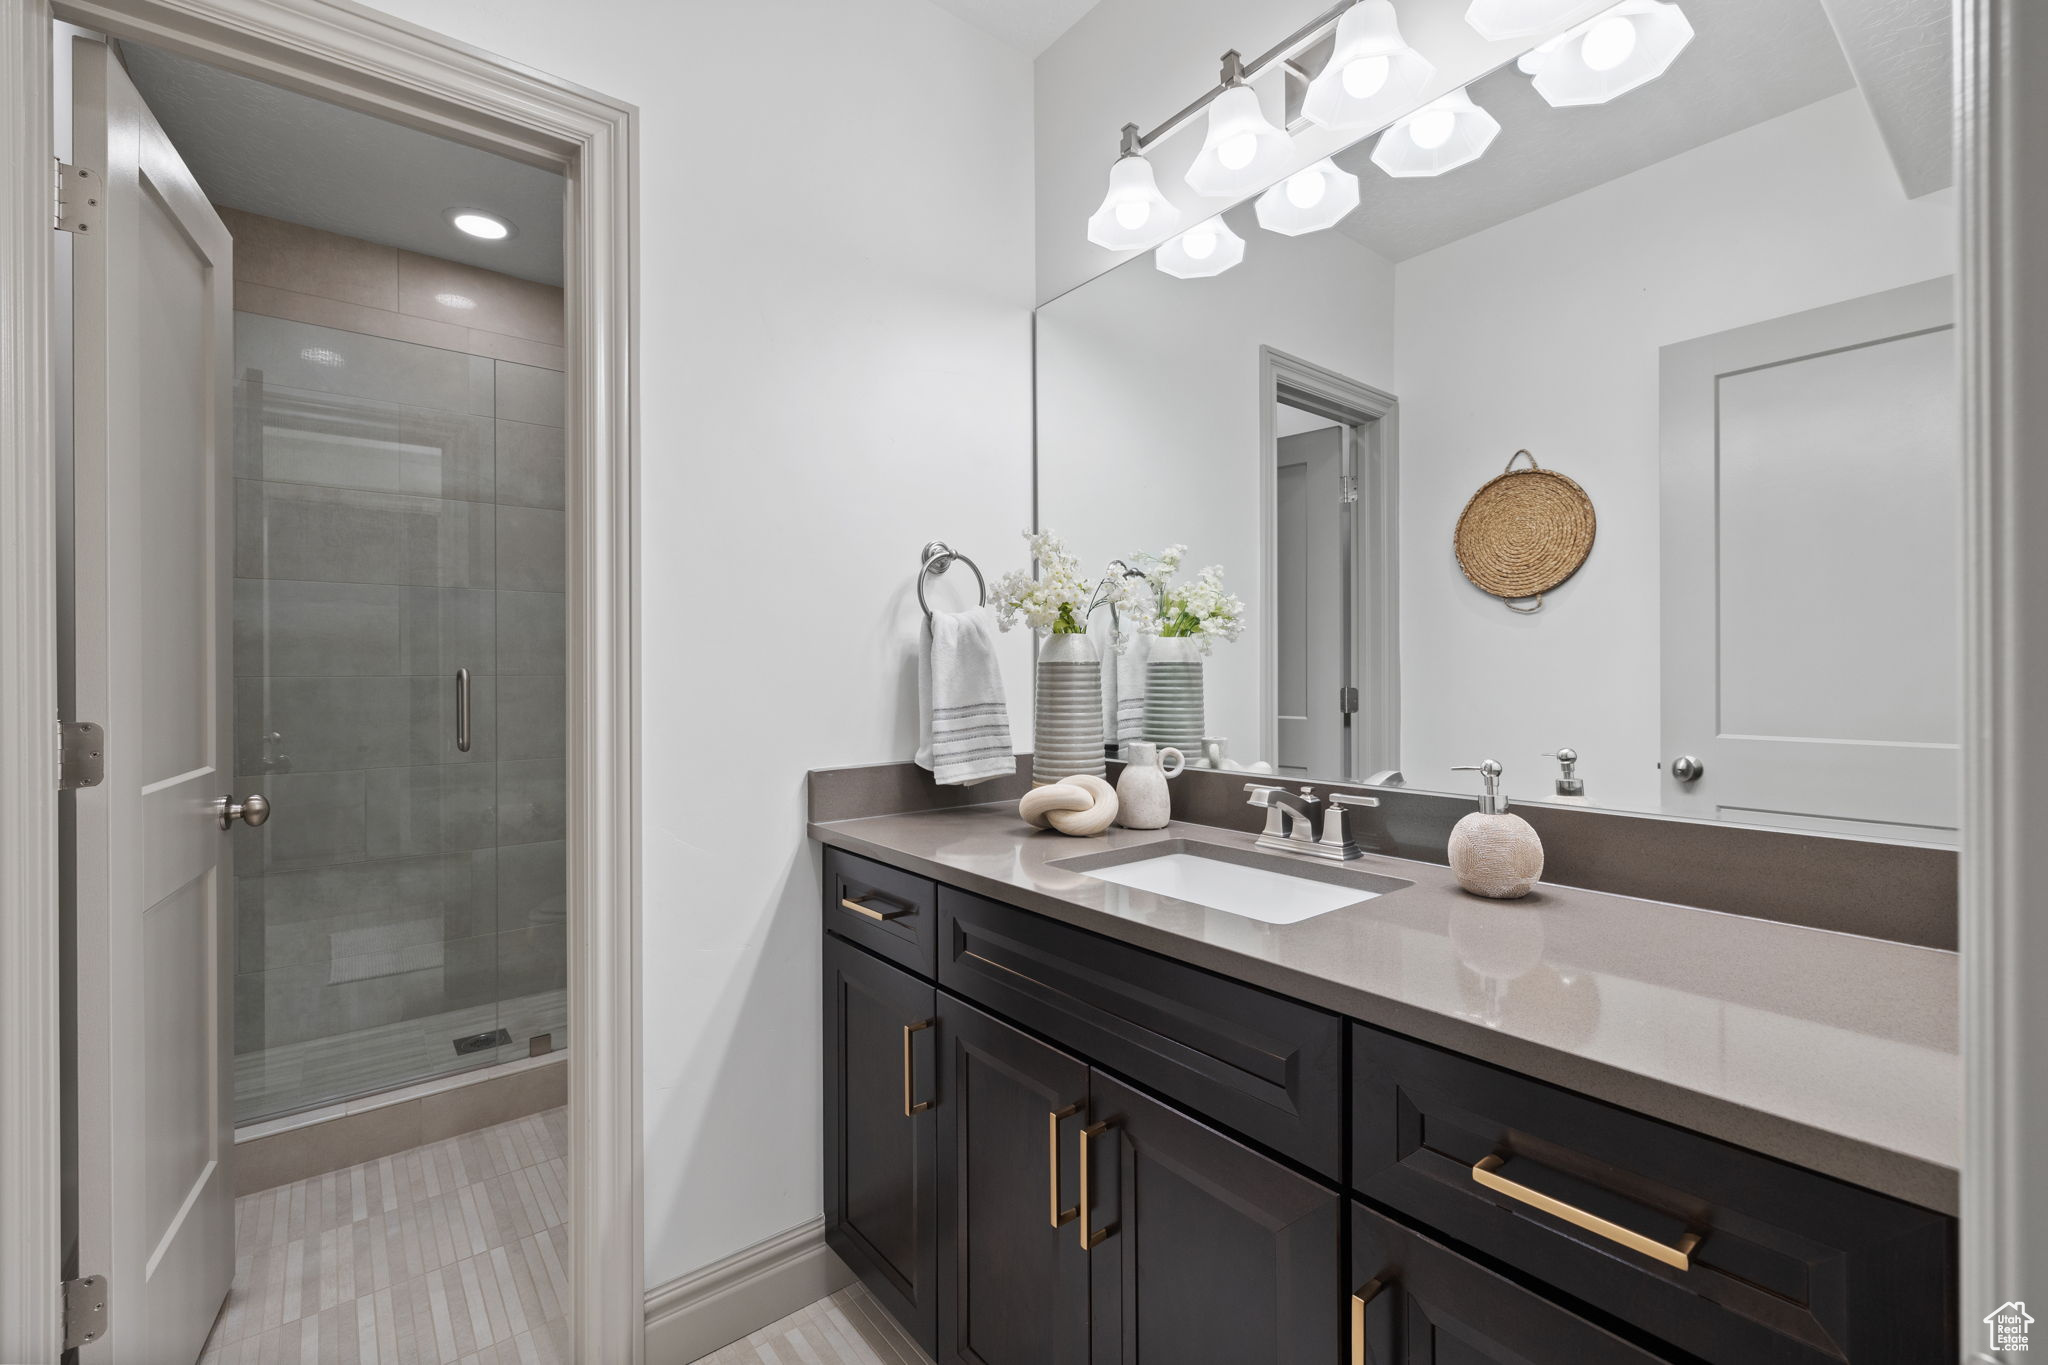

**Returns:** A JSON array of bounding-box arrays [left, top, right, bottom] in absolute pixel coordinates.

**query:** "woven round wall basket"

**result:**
[[1453, 450, 1596, 613]]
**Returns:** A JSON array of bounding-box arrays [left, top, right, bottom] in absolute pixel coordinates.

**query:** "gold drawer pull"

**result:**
[[1078, 1120, 1118, 1250], [1350, 1279, 1385, 1365], [902, 1019, 935, 1116], [1472, 1155, 1701, 1270], [842, 896, 910, 922], [1048, 1104, 1080, 1228]]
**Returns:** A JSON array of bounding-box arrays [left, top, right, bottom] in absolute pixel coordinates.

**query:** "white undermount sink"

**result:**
[[1054, 841, 1410, 925]]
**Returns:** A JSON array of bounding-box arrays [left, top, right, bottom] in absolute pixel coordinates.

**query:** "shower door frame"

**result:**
[[0, 1, 645, 1360]]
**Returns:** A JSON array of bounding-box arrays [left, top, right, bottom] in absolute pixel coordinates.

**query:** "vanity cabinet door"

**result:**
[[1351, 1202, 1675, 1364], [824, 934, 939, 1355], [937, 995, 1091, 1365], [1083, 1070, 1341, 1365]]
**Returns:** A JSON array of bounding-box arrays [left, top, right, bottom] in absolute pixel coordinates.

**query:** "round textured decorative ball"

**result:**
[[1453, 451, 1595, 608], [1019, 774, 1119, 837], [1447, 811, 1544, 899]]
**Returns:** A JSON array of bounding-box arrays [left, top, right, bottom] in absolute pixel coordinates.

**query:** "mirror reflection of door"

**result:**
[[1660, 277, 1959, 842], [1274, 413, 1349, 778]]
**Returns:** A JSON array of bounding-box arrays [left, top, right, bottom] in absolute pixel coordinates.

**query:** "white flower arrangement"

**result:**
[[1129, 545, 1245, 654], [992, 530, 1148, 648]]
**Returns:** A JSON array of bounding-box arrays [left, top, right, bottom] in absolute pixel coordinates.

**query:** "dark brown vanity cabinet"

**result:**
[[1084, 1070, 1343, 1365], [821, 846, 1955, 1365], [823, 932, 940, 1357], [937, 996, 1092, 1365], [1351, 1203, 1673, 1364]]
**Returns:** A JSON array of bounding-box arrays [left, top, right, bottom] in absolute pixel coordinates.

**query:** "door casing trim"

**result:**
[[1258, 345, 1401, 783], [0, 2, 642, 1359]]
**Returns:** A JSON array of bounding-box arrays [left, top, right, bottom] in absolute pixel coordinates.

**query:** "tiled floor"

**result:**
[[689, 1285, 934, 1365], [199, 1107, 569, 1364]]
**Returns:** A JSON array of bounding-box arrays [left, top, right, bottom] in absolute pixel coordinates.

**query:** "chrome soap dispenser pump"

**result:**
[[1543, 747, 1587, 803], [1447, 759, 1545, 899]]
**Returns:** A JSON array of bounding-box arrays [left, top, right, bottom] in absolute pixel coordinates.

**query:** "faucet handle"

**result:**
[[1329, 792, 1380, 809], [1244, 783, 1283, 806]]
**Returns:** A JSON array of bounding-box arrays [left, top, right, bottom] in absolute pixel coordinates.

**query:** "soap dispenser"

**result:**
[[1447, 760, 1544, 899]]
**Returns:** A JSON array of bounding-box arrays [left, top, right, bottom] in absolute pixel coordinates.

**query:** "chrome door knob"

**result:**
[[218, 792, 271, 830], [1668, 756, 1705, 784]]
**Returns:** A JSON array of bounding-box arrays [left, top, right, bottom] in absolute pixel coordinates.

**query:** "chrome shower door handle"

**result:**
[[456, 667, 472, 753]]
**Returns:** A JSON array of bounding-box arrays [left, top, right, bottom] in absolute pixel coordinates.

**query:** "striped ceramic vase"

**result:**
[[1032, 632, 1106, 785], [1142, 635, 1205, 756]]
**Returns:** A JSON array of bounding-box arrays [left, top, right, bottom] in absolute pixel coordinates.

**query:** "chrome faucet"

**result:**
[[1245, 784, 1379, 861]]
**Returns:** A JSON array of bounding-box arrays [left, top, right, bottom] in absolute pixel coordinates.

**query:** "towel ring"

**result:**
[[918, 541, 987, 622]]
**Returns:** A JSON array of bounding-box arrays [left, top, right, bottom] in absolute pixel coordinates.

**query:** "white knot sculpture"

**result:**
[[1019, 774, 1119, 837]]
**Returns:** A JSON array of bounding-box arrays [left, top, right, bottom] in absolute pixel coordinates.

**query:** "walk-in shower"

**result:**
[[230, 302, 567, 1124]]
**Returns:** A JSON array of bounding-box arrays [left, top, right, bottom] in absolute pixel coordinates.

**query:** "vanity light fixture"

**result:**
[[1254, 159, 1361, 235], [1185, 52, 1294, 199], [1370, 87, 1499, 178], [1154, 217, 1246, 278], [1516, 0, 1693, 106], [1087, 126, 1183, 250], [1301, 1, 1436, 133], [447, 208, 514, 241], [1463, 0, 1615, 40]]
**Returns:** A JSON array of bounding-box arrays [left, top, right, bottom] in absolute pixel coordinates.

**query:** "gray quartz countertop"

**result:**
[[810, 805, 1960, 1214]]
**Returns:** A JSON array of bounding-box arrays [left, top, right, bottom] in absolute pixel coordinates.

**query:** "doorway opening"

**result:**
[[7, 3, 642, 1359], [1259, 347, 1400, 785]]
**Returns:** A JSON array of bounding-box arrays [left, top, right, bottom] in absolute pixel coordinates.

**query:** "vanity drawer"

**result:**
[[825, 849, 938, 978], [1352, 1024, 1953, 1365], [938, 886, 1343, 1179]]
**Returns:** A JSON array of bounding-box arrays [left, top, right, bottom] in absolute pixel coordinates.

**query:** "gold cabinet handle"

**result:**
[[902, 1019, 935, 1116], [842, 896, 910, 922], [1472, 1155, 1701, 1270], [1048, 1104, 1081, 1227], [1350, 1279, 1385, 1365], [1078, 1120, 1118, 1250]]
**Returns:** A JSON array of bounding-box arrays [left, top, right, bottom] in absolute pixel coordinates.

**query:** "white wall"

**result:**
[[1036, 209, 1394, 759], [361, 0, 1036, 1291], [1392, 90, 1957, 809], [1034, 0, 1561, 304]]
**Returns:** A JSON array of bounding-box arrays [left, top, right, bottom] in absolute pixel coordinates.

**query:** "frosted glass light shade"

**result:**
[[1302, 1, 1437, 132], [1516, 0, 1694, 106], [1370, 88, 1499, 178], [1086, 154, 1182, 250], [1184, 85, 1293, 199], [1464, 0, 1613, 39], [1155, 218, 1246, 278], [1254, 160, 1361, 235]]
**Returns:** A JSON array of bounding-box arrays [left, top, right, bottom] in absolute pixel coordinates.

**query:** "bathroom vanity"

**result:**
[[812, 795, 1956, 1365]]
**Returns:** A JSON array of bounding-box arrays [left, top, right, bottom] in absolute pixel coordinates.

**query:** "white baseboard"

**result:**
[[643, 1217, 856, 1364]]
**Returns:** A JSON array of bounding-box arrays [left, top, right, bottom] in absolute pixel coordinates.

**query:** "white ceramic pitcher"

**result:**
[[1115, 741, 1185, 830]]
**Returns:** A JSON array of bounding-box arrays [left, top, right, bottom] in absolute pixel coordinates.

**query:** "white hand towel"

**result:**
[[1115, 631, 1150, 746], [916, 608, 1015, 786]]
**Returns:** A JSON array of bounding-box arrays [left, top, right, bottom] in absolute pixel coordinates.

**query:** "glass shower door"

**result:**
[[230, 312, 565, 1124]]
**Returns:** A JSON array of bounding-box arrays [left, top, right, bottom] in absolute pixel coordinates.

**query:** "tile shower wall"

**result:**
[[226, 209, 565, 1123]]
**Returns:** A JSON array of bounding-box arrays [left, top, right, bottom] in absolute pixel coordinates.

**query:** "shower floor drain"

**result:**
[[452, 1028, 513, 1056]]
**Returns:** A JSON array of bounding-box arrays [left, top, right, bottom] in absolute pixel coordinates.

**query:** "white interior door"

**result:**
[[1659, 277, 1958, 841], [69, 37, 236, 1362], [1274, 425, 1348, 777]]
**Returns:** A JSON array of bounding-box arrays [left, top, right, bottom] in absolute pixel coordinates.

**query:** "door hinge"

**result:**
[[59, 720, 105, 790], [62, 1274, 108, 1351], [1339, 686, 1360, 715], [54, 160, 100, 235], [1340, 474, 1360, 504]]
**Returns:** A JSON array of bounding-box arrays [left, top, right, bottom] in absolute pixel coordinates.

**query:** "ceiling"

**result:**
[[926, 0, 1102, 56], [1326, 0, 1946, 263], [118, 41, 565, 285]]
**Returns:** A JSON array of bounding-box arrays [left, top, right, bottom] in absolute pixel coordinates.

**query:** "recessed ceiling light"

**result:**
[[434, 292, 478, 310], [448, 209, 514, 241]]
